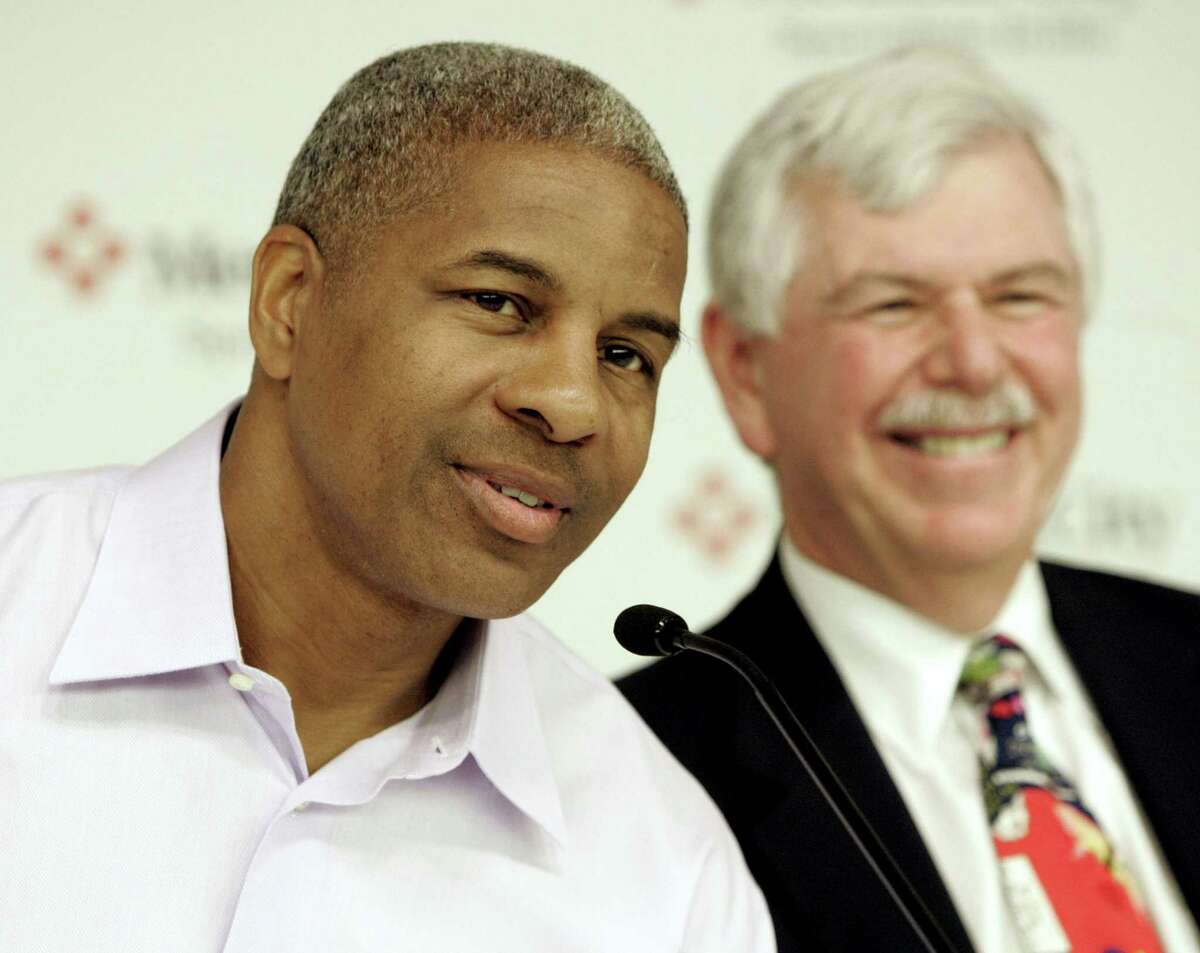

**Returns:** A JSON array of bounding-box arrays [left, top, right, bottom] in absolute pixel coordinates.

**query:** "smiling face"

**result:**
[[279, 142, 687, 620], [711, 136, 1082, 602]]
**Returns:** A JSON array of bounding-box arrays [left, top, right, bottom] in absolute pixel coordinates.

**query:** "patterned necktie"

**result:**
[[958, 634, 1162, 953]]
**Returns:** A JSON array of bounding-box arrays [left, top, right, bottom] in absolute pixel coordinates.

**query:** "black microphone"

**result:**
[[613, 604, 690, 657], [615, 604, 962, 953]]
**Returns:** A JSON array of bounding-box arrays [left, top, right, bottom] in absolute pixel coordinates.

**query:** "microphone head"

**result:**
[[614, 604, 690, 657]]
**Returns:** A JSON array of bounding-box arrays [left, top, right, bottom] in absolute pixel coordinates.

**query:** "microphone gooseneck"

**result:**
[[615, 604, 962, 953]]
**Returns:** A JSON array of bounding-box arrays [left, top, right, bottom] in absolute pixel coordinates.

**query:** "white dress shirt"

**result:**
[[779, 538, 1199, 953], [0, 405, 774, 953]]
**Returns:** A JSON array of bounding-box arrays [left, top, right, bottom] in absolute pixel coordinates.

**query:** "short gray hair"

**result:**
[[274, 42, 686, 269], [709, 46, 1097, 334]]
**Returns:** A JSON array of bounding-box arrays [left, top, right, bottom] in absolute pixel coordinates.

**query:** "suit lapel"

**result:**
[[718, 558, 975, 952], [1044, 563, 1200, 915]]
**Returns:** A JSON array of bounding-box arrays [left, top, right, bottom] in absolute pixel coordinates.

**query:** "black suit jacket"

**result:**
[[619, 560, 1200, 952]]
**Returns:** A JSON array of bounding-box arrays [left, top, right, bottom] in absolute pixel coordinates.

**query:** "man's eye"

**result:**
[[462, 292, 523, 318], [865, 300, 918, 324], [601, 343, 653, 378], [993, 292, 1049, 316]]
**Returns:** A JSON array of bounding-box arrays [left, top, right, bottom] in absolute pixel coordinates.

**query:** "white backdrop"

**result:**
[[5, 0, 1198, 676]]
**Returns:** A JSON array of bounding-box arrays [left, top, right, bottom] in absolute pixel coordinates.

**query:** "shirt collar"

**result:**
[[293, 614, 567, 849], [49, 403, 242, 685], [778, 538, 1057, 754], [470, 615, 569, 847], [48, 403, 567, 847], [990, 563, 1083, 713]]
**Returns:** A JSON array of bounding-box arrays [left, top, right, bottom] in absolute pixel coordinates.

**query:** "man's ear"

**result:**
[[701, 302, 778, 461], [248, 224, 326, 382]]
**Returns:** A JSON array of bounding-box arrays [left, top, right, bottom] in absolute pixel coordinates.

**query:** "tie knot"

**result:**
[[959, 633, 1027, 706]]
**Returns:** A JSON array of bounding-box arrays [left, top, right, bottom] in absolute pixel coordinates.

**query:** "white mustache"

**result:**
[[879, 380, 1037, 432]]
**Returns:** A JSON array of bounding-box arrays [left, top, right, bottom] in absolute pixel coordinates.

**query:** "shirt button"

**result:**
[[293, 801, 310, 813], [432, 736, 447, 757], [228, 672, 256, 692]]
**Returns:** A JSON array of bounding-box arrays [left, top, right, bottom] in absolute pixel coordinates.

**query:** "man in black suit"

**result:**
[[621, 47, 1200, 953]]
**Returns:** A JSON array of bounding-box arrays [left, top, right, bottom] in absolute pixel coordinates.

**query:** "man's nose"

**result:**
[[921, 291, 1008, 396], [493, 329, 603, 445]]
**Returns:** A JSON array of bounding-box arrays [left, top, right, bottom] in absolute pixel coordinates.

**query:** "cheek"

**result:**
[[298, 330, 451, 507], [1040, 342, 1083, 468], [1010, 320, 1082, 413], [825, 332, 899, 430], [606, 404, 655, 493]]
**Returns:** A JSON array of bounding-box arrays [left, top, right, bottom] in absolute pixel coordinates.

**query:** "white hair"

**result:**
[[274, 42, 686, 273], [708, 46, 1098, 334]]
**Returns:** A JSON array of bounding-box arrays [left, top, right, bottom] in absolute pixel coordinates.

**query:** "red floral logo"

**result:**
[[671, 467, 762, 564], [38, 200, 127, 297]]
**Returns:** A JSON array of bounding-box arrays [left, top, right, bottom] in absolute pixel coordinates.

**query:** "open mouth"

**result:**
[[451, 464, 572, 545], [887, 428, 1018, 458], [484, 479, 559, 511]]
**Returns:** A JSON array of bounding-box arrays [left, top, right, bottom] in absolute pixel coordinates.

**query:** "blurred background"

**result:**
[[5, 0, 1198, 675]]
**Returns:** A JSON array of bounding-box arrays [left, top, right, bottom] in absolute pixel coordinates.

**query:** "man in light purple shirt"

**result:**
[[1, 43, 774, 952]]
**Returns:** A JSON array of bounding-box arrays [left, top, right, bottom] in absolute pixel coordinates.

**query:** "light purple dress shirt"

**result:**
[[1, 406, 774, 953]]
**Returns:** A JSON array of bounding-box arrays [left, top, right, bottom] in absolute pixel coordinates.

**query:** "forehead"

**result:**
[[372, 141, 688, 293], [796, 137, 1076, 291]]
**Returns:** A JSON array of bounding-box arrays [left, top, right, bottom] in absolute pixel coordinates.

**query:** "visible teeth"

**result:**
[[916, 431, 1008, 457], [499, 484, 544, 508]]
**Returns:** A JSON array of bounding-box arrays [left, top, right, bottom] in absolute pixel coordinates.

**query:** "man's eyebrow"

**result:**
[[822, 272, 923, 307], [451, 249, 561, 290], [990, 262, 1076, 286], [617, 312, 682, 348], [823, 262, 1077, 306], [448, 251, 679, 346]]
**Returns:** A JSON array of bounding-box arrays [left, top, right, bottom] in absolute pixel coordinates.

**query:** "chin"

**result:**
[[903, 502, 1039, 572], [456, 591, 548, 621], [421, 564, 559, 621]]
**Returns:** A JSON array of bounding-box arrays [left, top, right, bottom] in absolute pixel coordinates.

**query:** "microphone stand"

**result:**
[[673, 628, 963, 953]]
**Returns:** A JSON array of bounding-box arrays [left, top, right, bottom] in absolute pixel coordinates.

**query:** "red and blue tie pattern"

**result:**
[[959, 635, 1162, 953]]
